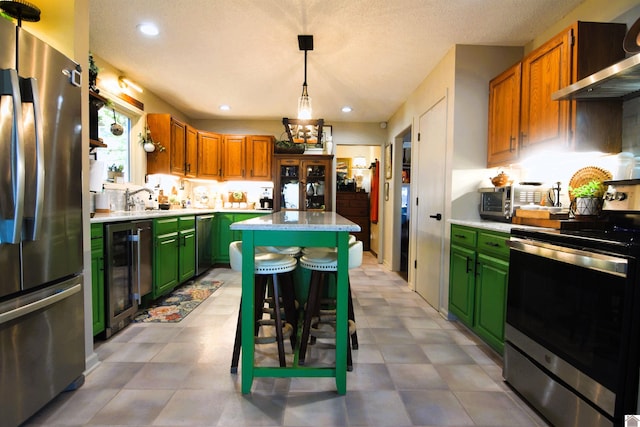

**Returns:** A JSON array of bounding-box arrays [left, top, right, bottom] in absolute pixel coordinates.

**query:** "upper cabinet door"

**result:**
[[520, 28, 572, 150], [247, 135, 273, 180], [184, 125, 198, 178], [487, 63, 521, 168], [222, 135, 246, 180], [197, 131, 222, 180], [170, 118, 187, 175]]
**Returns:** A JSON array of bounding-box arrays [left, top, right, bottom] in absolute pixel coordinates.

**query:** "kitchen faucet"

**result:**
[[125, 187, 154, 211]]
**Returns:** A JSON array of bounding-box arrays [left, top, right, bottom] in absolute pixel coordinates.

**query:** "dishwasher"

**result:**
[[196, 214, 215, 275], [104, 220, 152, 337]]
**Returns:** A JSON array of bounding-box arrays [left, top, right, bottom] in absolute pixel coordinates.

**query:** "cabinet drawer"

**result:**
[[477, 231, 509, 258], [178, 215, 195, 230], [450, 226, 477, 248], [154, 217, 178, 235], [90, 223, 103, 239], [91, 236, 103, 252]]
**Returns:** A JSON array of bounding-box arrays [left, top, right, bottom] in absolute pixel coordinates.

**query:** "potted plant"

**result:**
[[107, 163, 124, 182], [139, 124, 165, 153], [569, 179, 606, 216]]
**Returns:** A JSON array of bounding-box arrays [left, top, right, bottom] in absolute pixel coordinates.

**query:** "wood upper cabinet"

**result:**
[[247, 135, 273, 180], [520, 21, 626, 153], [146, 114, 197, 177], [197, 131, 222, 179], [487, 63, 521, 167], [488, 21, 626, 167], [222, 135, 274, 181], [222, 135, 246, 180]]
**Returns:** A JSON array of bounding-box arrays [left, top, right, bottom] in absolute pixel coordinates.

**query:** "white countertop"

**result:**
[[230, 211, 361, 232], [449, 219, 553, 233], [91, 208, 273, 223]]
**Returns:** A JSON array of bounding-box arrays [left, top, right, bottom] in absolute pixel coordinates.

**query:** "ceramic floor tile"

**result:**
[[400, 389, 475, 425], [88, 389, 175, 425], [283, 392, 347, 426], [345, 390, 413, 426], [22, 252, 552, 427], [387, 363, 449, 390], [435, 365, 504, 392], [455, 391, 543, 426], [153, 389, 230, 426]]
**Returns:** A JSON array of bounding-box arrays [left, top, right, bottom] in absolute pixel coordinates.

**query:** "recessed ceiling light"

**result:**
[[137, 23, 159, 36], [219, 104, 231, 111], [341, 106, 353, 113]]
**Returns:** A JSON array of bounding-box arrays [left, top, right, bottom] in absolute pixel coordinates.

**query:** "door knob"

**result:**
[[429, 213, 442, 220]]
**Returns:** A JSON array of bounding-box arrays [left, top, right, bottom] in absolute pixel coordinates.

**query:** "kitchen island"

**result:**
[[230, 211, 360, 394]]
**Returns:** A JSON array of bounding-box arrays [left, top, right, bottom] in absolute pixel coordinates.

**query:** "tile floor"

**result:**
[[25, 252, 549, 426]]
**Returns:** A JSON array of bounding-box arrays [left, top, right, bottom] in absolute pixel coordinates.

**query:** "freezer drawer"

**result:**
[[0, 275, 85, 427]]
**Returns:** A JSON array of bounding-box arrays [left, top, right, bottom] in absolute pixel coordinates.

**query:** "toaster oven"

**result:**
[[479, 185, 548, 221]]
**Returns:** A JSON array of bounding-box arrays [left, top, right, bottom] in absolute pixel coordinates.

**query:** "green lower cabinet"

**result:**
[[215, 212, 268, 263], [153, 217, 179, 298], [448, 224, 509, 354], [474, 253, 509, 354], [448, 245, 476, 325], [178, 216, 196, 282], [90, 223, 105, 336]]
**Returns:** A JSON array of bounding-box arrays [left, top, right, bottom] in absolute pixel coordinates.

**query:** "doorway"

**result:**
[[399, 129, 411, 280]]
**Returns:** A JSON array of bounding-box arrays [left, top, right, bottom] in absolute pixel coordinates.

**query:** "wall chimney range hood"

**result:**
[[552, 53, 640, 101]]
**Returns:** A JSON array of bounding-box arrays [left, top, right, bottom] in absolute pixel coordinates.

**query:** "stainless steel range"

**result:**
[[504, 179, 640, 427]]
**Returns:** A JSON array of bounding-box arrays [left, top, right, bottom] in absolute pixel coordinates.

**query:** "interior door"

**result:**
[[415, 97, 447, 309]]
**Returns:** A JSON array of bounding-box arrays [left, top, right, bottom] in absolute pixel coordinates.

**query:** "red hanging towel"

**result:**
[[370, 159, 379, 223]]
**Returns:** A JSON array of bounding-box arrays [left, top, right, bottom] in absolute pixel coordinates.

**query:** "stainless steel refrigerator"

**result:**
[[0, 17, 84, 427]]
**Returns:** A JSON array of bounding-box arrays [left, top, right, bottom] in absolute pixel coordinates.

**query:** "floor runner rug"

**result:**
[[133, 278, 223, 323]]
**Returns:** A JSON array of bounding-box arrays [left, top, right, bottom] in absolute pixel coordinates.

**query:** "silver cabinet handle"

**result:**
[[0, 69, 25, 244]]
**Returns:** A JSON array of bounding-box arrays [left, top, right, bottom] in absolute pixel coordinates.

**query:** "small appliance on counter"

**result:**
[[478, 183, 549, 222], [258, 186, 273, 210]]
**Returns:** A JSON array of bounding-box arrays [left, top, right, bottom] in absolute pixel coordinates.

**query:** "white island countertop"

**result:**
[[230, 210, 361, 232]]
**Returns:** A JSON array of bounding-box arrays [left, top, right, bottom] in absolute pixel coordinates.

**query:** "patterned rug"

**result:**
[[133, 278, 223, 323]]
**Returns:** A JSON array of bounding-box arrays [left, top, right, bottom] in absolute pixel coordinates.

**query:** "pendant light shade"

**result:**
[[283, 35, 324, 146]]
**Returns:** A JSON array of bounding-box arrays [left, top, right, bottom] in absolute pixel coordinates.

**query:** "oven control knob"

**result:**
[[616, 192, 627, 201]]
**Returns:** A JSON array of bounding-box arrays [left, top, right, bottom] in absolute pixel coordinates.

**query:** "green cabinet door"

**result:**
[[90, 224, 105, 336], [216, 213, 235, 263], [448, 245, 476, 326], [179, 228, 196, 282], [153, 217, 179, 298], [474, 253, 509, 354]]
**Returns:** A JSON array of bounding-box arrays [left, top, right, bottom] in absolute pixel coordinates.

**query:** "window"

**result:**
[[95, 106, 131, 182]]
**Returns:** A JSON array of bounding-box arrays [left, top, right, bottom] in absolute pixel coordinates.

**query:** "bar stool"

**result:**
[[298, 240, 362, 371], [229, 241, 298, 373]]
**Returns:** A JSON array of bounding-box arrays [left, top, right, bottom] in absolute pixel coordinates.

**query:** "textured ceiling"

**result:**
[[89, 0, 585, 123]]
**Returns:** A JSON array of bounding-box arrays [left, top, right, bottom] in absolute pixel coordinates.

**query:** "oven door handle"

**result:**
[[507, 237, 628, 277]]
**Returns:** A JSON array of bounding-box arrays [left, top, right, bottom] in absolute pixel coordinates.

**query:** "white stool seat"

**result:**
[[230, 241, 297, 273], [299, 241, 363, 271]]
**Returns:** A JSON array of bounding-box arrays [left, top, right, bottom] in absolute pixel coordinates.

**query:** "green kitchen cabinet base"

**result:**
[[178, 216, 196, 283], [91, 223, 105, 336], [215, 212, 268, 263], [448, 224, 509, 354], [153, 217, 179, 299]]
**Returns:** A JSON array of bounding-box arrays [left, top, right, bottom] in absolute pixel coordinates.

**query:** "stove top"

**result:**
[[511, 226, 640, 256]]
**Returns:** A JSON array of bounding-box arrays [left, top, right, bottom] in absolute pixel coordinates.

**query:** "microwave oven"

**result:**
[[479, 185, 548, 221]]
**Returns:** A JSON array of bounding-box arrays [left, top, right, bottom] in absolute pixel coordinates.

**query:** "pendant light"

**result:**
[[297, 35, 313, 119], [283, 35, 324, 146]]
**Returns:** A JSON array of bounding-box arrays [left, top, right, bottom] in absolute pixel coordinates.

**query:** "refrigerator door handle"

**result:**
[[0, 283, 82, 325], [19, 77, 44, 240], [0, 68, 25, 244]]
